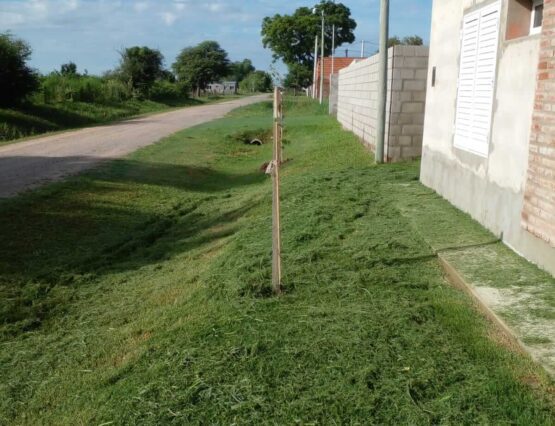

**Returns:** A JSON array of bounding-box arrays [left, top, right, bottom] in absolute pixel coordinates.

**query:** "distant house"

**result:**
[[313, 57, 360, 99], [421, 0, 555, 275], [206, 81, 237, 95]]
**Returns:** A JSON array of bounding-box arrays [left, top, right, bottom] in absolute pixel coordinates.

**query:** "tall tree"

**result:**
[[0, 33, 39, 106], [261, 1, 356, 87], [119, 46, 164, 96], [172, 41, 230, 96], [228, 59, 255, 83]]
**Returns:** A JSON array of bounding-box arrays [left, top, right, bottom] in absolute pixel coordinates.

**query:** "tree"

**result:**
[[0, 33, 39, 106], [60, 62, 78, 76], [388, 35, 424, 48], [118, 46, 164, 96], [261, 1, 356, 87], [172, 41, 230, 97], [284, 63, 313, 90], [239, 71, 273, 93], [228, 59, 255, 83]]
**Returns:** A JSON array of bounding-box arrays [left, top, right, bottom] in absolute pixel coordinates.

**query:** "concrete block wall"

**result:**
[[522, 0, 555, 248], [335, 46, 429, 162]]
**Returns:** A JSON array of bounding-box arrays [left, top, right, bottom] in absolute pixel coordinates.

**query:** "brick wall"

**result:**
[[315, 57, 358, 99], [335, 46, 429, 162], [522, 0, 555, 247]]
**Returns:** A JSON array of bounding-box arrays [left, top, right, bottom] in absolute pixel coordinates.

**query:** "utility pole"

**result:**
[[376, 0, 389, 164], [319, 9, 325, 104], [330, 23, 335, 99], [361, 40, 365, 58], [329, 0, 336, 104], [313, 36, 318, 99]]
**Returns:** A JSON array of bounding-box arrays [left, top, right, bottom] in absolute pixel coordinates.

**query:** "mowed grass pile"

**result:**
[[0, 94, 238, 144], [0, 98, 554, 424]]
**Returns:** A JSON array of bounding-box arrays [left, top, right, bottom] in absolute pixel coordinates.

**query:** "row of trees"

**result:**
[[261, 0, 424, 90], [0, 34, 272, 107]]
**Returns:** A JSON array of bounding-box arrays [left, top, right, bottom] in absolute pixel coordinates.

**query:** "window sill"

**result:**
[[504, 32, 542, 45]]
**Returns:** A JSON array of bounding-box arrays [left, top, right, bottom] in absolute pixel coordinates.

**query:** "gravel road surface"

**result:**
[[0, 95, 269, 198]]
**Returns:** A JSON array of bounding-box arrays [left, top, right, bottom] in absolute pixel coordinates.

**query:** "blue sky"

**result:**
[[0, 0, 432, 76]]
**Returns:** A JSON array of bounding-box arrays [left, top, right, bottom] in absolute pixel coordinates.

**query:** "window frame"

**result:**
[[530, 0, 544, 35]]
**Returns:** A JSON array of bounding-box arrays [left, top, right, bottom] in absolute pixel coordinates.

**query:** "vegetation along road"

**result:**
[[1, 98, 553, 424], [0, 95, 268, 198]]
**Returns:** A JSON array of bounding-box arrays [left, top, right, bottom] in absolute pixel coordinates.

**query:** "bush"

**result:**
[[239, 71, 273, 93], [0, 33, 39, 106], [40, 74, 132, 104], [149, 80, 182, 101]]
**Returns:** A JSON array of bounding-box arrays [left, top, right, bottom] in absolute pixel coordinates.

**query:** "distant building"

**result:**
[[207, 81, 237, 95], [313, 57, 360, 99]]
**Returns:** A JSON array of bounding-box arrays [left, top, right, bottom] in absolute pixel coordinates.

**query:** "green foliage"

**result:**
[[0, 98, 553, 423], [228, 59, 255, 83], [239, 71, 273, 93], [0, 33, 39, 106], [118, 46, 164, 96], [60, 61, 78, 76], [40, 74, 131, 104], [284, 62, 313, 90], [173, 41, 230, 96], [262, 1, 356, 87], [149, 80, 185, 101], [388, 35, 424, 48]]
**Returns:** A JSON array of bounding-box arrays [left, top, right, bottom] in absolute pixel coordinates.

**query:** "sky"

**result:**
[[0, 0, 433, 77]]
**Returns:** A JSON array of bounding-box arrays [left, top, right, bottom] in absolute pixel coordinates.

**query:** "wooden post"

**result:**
[[272, 87, 283, 295]]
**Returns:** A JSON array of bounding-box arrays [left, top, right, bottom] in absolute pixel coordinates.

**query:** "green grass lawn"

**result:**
[[0, 98, 553, 424], [0, 94, 242, 144]]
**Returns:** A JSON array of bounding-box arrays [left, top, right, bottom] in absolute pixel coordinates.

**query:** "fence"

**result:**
[[332, 45, 429, 162]]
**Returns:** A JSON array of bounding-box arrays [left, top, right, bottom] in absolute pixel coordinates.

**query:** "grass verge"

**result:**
[[0, 98, 553, 424], [0, 94, 243, 145]]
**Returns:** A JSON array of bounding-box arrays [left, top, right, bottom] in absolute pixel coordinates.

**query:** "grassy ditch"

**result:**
[[0, 94, 242, 144], [0, 98, 553, 424]]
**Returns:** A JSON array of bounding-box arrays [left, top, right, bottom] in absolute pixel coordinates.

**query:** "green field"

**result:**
[[0, 98, 553, 424], [0, 95, 241, 144]]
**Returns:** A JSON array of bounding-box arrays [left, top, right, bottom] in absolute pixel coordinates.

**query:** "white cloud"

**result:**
[[64, 0, 79, 11], [134, 1, 149, 12], [161, 11, 177, 26], [206, 3, 224, 13]]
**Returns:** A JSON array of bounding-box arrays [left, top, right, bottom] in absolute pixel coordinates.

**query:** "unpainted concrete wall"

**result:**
[[335, 46, 429, 162], [420, 0, 555, 276], [329, 74, 338, 117]]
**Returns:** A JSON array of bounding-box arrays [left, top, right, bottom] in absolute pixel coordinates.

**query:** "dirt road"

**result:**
[[0, 95, 268, 198]]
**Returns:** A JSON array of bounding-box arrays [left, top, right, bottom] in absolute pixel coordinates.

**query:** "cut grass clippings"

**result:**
[[0, 97, 553, 424]]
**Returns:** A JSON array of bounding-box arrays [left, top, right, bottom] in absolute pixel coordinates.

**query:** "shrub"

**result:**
[[40, 74, 132, 104], [239, 71, 273, 93], [0, 33, 39, 106]]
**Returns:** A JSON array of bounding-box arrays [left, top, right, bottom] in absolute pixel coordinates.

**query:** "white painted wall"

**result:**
[[421, 0, 555, 275]]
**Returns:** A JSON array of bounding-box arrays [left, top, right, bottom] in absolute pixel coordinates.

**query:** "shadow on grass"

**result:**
[[0, 157, 267, 336], [0, 156, 266, 197]]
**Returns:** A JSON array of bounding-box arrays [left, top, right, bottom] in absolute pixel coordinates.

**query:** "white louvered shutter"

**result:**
[[454, 1, 501, 157]]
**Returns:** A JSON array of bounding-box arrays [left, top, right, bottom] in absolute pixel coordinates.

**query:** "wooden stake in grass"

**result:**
[[271, 87, 283, 295]]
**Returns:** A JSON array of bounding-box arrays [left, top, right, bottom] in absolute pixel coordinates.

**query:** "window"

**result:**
[[530, 0, 544, 35], [506, 0, 544, 40], [454, 1, 501, 157]]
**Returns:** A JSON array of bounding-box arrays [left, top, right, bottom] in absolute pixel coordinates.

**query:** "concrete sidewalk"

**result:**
[[390, 180, 555, 377]]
